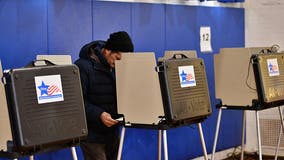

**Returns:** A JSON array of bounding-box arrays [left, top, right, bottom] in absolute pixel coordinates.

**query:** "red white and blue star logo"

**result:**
[[35, 75, 64, 104], [178, 65, 196, 88], [38, 81, 62, 96], [180, 70, 194, 82], [267, 59, 279, 77], [38, 81, 49, 96]]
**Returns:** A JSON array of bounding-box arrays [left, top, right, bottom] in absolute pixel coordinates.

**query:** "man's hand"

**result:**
[[100, 112, 118, 127]]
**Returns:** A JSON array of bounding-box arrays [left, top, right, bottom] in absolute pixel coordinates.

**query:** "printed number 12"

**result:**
[[202, 33, 210, 41]]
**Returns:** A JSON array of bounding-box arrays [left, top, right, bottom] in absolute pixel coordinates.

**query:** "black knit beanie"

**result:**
[[105, 31, 134, 52]]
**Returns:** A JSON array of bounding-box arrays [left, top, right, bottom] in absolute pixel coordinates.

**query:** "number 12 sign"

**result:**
[[200, 26, 213, 53]]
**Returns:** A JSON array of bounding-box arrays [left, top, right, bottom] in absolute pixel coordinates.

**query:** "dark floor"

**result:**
[[223, 152, 284, 160]]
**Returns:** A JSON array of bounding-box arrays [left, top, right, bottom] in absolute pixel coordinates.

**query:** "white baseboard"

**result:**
[[96, 0, 244, 8]]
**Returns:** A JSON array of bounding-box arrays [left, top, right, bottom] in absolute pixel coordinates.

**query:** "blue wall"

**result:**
[[0, 0, 244, 159]]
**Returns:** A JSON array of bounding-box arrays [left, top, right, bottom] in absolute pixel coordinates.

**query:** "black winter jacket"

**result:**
[[75, 40, 119, 144]]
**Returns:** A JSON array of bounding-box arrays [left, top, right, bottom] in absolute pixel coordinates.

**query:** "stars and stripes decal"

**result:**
[[35, 75, 64, 104], [178, 65, 197, 88], [48, 85, 61, 95], [267, 58, 280, 77]]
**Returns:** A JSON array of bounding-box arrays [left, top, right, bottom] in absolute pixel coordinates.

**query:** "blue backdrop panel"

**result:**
[[122, 128, 159, 160], [131, 3, 165, 58], [163, 6, 245, 159], [0, 0, 47, 69], [164, 5, 205, 160], [121, 3, 165, 159], [165, 5, 197, 51], [167, 125, 206, 159], [195, 6, 245, 153], [92, 1, 131, 42], [195, 7, 245, 51], [0, 1, 245, 160], [31, 147, 83, 160], [48, 0, 92, 62]]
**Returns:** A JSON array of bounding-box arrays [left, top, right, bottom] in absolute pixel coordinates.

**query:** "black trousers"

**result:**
[[80, 137, 119, 160]]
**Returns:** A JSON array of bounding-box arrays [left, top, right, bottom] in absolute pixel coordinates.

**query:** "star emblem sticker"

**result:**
[[180, 70, 187, 82], [38, 81, 49, 96]]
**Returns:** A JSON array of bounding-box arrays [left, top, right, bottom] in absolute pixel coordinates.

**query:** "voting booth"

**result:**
[[0, 57, 87, 159], [157, 52, 211, 126], [215, 47, 284, 109], [116, 52, 211, 127], [252, 52, 284, 107], [212, 47, 284, 160], [116, 52, 212, 160]]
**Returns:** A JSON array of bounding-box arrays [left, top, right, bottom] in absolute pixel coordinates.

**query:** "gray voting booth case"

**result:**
[[0, 60, 87, 158], [252, 52, 284, 106], [157, 53, 211, 126]]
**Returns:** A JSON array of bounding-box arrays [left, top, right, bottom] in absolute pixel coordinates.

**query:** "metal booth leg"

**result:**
[[211, 108, 223, 160], [241, 110, 246, 160], [198, 123, 208, 160], [158, 130, 162, 160], [117, 126, 126, 160], [71, 146, 78, 160], [163, 130, 168, 160], [275, 122, 282, 160], [256, 111, 262, 160], [275, 106, 284, 160]]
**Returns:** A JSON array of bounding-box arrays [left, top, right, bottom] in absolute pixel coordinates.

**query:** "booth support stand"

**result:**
[[212, 105, 284, 160], [211, 107, 261, 160], [274, 106, 284, 160], [117, 123, 208, 160]]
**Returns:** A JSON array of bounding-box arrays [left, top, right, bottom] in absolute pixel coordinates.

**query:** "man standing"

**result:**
[[75, 31, 134, 160]]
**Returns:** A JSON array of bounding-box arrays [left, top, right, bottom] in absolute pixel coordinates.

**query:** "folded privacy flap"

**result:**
[[0, 60, 13, 151], [115, 52, 164, 125], [36, 55, 72, 65]]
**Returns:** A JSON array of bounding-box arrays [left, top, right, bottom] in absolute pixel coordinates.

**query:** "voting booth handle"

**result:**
[[25, 60, 55, 68], [155, 53, 189, 73], [170, 53, 188, 59]]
